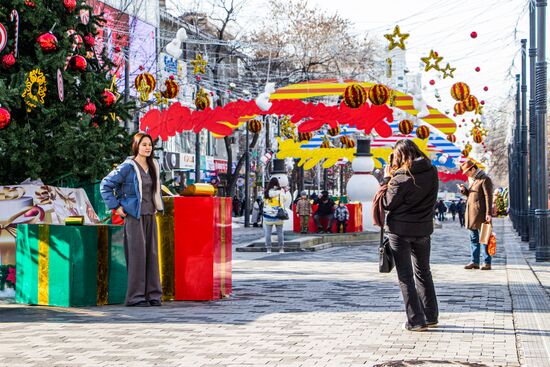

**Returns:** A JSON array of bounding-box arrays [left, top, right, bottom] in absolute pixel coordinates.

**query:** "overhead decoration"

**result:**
[[280, 115, 297, 139], [343, 83, 367, 108], [22, 68, 47, 111], [194, 87, 210, 111], [0, 107, 11, 129], [472, 118, 483, 130], [37, 32, 58, 53], [473, 131, 483, 144], [440, 63, 456, 79], [0, 23, 7, 53], [276, 138, 355, 170], [368, 84, 390, 105], [320, 139, 331, 149], [340, 136, 355, 148], [327, 125, 340, 136], [450, 82, 470, 101], [298, 132, 312, 142], [190, 53, 207, 75], [160, 76, 179, 99], [415, 125, 430, 140], [483, 86, 489, 91], [470, 31, 478, 39], [429, 80, 435, 85], [384, 25, 409, 50], [475, 67, 481, 72], [386, 58, 392, 78], [247, 119, 262, 133], [134, 69, 156, 102], [438, 171, 468, 182], [462, 149, 470, 157], [447, 134, 457, 143], [255, 83, 275, 111], [465, 142, 473, 152], [420, 50, 443, 72], [463, 95, 479, 112], [398, 119, 414, 135], [454, 102, 466, 115]]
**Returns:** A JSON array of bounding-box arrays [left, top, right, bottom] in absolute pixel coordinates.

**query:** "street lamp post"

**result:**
[[535, 0, 549, 261], [528, 2, 538, 250], [512, 74, 521, 231], [244, 123, 250, 227], [520, 39, 529, 242]]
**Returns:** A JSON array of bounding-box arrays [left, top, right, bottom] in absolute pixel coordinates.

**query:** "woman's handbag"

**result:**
[[479, 221, 492, 244], [276, 207, 289, 220], [379, 228, 394, 273]]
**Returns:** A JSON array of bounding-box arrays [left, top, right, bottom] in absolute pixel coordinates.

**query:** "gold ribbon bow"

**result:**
[[0, 187, 25, 201]]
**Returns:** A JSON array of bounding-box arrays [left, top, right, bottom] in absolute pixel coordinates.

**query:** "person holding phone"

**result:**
[[458, 160, 494, 270], [100, 133, 164, 307]]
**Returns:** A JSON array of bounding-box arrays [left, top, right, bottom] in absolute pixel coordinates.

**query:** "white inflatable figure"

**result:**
[[410, 85, 430, 118], [346, 139, 380, 231], [255, 82, 276, 111], [270, 159, 294, 231], [165, 28, 187, 59]]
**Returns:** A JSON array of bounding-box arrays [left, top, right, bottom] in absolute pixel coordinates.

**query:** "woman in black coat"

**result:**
[[382, 139, 439, 332]]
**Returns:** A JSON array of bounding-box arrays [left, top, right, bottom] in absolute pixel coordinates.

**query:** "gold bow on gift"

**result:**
[[55, 188, 76, 209], [0, 187, 25, 201], [35, 185, 56, 205]]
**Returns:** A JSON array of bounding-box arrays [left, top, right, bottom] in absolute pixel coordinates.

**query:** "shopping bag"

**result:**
[[488, 233, 497, 256], [479, 221, 492, 245]]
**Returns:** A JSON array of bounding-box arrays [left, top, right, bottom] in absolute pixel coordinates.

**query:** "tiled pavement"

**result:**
[[0, 218, 548, 366]]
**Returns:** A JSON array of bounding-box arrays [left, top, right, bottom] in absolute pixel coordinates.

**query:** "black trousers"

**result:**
[[458, 213, 465, 227], [388, 233, 439, 327]]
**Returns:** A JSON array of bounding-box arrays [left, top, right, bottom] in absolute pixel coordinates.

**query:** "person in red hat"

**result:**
[[457, 160, 494, 270]]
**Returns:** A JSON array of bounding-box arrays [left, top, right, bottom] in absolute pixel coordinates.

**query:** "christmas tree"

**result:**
[[0, 0, 134, 185]]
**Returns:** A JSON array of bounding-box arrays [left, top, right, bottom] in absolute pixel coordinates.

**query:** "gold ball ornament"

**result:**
[[447, 134, 457, 143], [340, 136, 355, 148], [398, 119, 414, 135], [473, 131, 483, 144], [298, 132, 313, 142], [450, 82, 470, 101], [462, 149, 470, 157], [134, 71, 156, 102], [368, 84, 390, 105], [343, 83, 367, 108], [463, 95, 479, 112], [454, 101, 466, 115], [415, 125, 430, 140], [327, 125, 340, 136], [195, 95, 210, 111], [160, 76, 179, 99], [247, 119, 262, 133], [320, 140, 331, 149]]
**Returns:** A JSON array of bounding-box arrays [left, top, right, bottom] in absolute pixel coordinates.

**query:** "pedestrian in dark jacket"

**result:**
[[436, 200, 447, 222], [382, 139, 439, 332], [449, 201, 458, 221], [313, 190, 335, 233], [100, 132, 164, 307], [457, 198, 466, 227], [458, 160, 494, 270], [334, 201, 350, 233]]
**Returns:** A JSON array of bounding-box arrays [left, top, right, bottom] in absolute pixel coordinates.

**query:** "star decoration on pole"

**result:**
[[384, 25, 409, 51], [420, 50, 443, 72], [440, 63, 456, 79], [475, 104, 484, 115], [191, 54, 208, 75]]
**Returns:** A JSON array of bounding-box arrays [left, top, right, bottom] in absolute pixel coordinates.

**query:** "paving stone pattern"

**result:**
[[0, 219, 547, 366]]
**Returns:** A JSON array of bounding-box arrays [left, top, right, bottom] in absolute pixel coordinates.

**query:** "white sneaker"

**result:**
[[266, 248, 272, 254], [279, 248, 285, 254]]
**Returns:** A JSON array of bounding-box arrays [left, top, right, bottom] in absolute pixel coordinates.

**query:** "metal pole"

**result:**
[[520, 39, 529, 241], [535, 0, 549, 261], [195, 131, 201, 183], [529, 2, 538, 250], [513, 74, 521, 230], [244, 125, 250, 227]]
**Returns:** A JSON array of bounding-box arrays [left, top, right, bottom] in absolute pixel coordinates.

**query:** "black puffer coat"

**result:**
[[382, 158, 439, 236]]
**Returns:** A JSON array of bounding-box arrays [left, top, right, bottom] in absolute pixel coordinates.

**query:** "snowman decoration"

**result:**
[[346, 139, 380, 230], [270, 158, 294, 231]]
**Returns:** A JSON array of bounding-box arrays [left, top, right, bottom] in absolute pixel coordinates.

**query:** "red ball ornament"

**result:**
[[458, 124, 462, 128], [429, 79, 435, 85], [475, 67, 480, 72], [195, 75, 201, 81], [470, 31, 478, 38], [0, 107, 11, 129], [480, 100, 485, 105], [64, 0, 77, 13], [83, 33, 95, 49], [69, 55, 87, 71], [37, 32, 58, 53], [483, 86, 489, 91], [102, 90, 116, 107], [1, 53, 16, 69], [114, 46, 121, 53], [24, 0, 36, 8], [83, 99, 96, 116]]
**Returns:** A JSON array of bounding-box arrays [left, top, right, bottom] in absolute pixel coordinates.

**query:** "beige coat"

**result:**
[[460, 170, 493, 230]]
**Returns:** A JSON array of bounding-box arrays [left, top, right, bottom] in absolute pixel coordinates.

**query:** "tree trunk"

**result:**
[[224, 132, 260, 197]]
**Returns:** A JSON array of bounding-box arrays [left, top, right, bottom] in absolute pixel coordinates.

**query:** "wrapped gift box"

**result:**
[[157, 197, 232, 301], [292, 203, 363, 233], [15, 224, 127, 307]]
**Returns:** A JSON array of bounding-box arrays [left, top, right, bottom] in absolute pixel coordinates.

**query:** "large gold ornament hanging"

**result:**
[[195, 88, 210, 110], [454, 101, 466, 115], [420, 50, 443, 72], [398, 119, 414, 135], [22, 68, 47, 111], [447, 134, 457, 143], [298, 132, 313, 142], [384, 25, 409, 50], [463, 95, 479, 112], [327, 125, 340, 136], [451, 82, 470, 101], [134, 71, 156, 102], [191, 54, 208, 75], [465, 142, 473, 152], [368, 84, 390, 105], [247, 119, 262, 133], [343, 83, 367, 108], [462, 149, 470, 157], [415, 125, 430, 140], [160, 76, 179, 99], [473, 131, 483, 144]]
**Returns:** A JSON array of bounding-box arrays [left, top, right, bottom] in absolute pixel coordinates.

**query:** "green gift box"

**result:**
[[15, 224, 127, 307]]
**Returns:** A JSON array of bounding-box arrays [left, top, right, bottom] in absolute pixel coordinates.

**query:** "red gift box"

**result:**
[[173, 197, 232, 300]]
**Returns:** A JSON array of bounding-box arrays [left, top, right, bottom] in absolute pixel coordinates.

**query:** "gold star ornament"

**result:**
[[420, 50, 443, 72], [440, 63, 456, 79], [384, 25, 409, 51], [191, 54, 208, 75]]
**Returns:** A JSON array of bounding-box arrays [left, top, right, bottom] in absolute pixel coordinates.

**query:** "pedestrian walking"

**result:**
[[381, 139, 439, 332], [436, 200, 447, 222], [457, 198, 466, 227], [100, 132, 164, 307], [313, 190, 336, 233], [296, 191, 312, 234], [458, 160, 494, 270], [334, 201, 350, 233], [449, 201, 457, 221], [262, 177, 288, 253], [251, 195, 264, 227]]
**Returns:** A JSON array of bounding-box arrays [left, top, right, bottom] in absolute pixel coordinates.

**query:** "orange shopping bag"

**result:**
[[488, 233, 497, 256]]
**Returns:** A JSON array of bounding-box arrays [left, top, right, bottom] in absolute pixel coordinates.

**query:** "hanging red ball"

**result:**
[[83, 33, 95, 49], [429, 80, 435, 85], [0, 107, 11, 129], [102, 90, 116, 107], [475, 67, 480, 72], [37, 32, 58, 53], [24, 0, 36, 8], [195, 75, 201, 81], [64, 0, 77, 13], [83, 99, 96, 116], [114, 46, 121, 53], [470, 31, 478, 38], [69, 55, 87, 71], [1, 53, 16, 69], [480, 100, 485, 105], [483, 86, 489, 91], [458, 124, 462, 128]]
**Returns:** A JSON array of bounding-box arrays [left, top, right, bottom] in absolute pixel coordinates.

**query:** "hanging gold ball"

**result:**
[[447, 134, 457, 143], [327, 126, 340, 136], [450, 82, 470, 101], [416, 125, 430, 140], [368, 83, 390, 105], [320, 140, 331, 149], [454, 101, 466, 115], [298, 132, 313, 141], [343, 83, 367, 108], [398, 119, 414, 135], [247, 119, 262, 133]]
